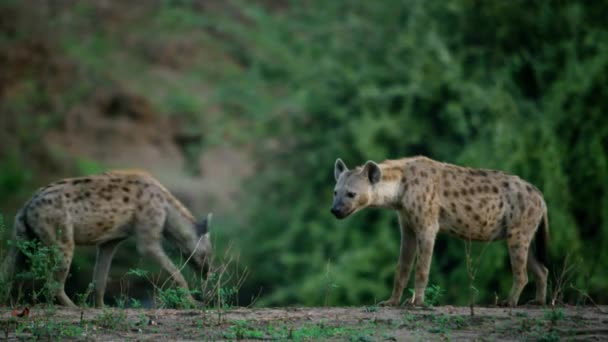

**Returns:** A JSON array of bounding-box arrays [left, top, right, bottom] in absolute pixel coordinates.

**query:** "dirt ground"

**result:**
[[1, 305, 606, 341]]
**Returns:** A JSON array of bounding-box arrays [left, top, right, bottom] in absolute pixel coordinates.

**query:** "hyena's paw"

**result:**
[[499, 299, 518, 308], [378, 298, 400, 307], [525, 299, 546, 306], [413, 297, 425, 307]]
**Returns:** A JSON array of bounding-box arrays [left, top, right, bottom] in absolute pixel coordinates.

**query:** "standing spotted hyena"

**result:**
[[331, 156, 549, 307], [2, 170, 213, 307]]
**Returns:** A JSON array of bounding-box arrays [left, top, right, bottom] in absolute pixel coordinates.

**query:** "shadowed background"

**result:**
[[1, 0, 607, 307]]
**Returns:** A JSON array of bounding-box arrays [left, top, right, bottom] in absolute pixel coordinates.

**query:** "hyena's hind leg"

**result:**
[[527, 249, 548, 305], [32, 222, 77, 307], [504, 223, 537, 307], [93, 239, 123, 308]]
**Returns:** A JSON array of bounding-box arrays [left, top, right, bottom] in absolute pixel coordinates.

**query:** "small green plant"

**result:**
[[224, 320, 265, 340], [13, 238, 64, 305], [428, 314, 468, 335], [95, 309, 132, 331], [156, 287, 199, 309], [363, 305, 378, 313], [17, 319, 87, 340], [402, 313, 417, 329], [425, 284, 445, 306], [407, 284, 444, 307], [324, 260, 339, 306], [544, 308, 565, 323], [75, 282, 94, 307], [536, 329, 560, 342], [114, 293, 129, 308], [130, 297, 143, 308]]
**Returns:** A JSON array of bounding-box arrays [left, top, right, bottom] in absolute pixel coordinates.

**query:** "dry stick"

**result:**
[[464, 236, 492, 316], [550, 253, 577, 307], [570, 285, 607, 314]]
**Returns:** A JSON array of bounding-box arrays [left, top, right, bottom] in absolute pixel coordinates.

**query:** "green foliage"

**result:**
[[16, 318, 87, 340], [95, 309, 132, 331], [409, 284, 444, 306], [155, 287, 197, 309], [13, 238, 63, 304], [1, 0, 607, 308], [202, 0, 608, 306], [543, 308, 565, 323]]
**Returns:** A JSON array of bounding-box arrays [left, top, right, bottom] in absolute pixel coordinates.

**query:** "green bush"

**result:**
[[203, 0, 608, 305]]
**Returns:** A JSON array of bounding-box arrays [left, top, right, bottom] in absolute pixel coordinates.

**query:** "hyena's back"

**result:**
[[20, 170, 189, 246], [424, 159, 547, 242]]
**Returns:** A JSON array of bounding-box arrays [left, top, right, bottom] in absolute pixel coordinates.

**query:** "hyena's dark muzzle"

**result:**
[[330, 199, 352, 219]]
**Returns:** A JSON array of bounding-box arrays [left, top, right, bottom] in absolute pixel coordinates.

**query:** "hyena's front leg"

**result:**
[[93, 239, 123, 308], [412, 222, 439, 306], [139, 242, 198, 306], [380, 214, 417, 306]]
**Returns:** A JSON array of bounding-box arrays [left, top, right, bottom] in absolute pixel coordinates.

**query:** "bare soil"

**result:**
[[1, 305, 606, 341]]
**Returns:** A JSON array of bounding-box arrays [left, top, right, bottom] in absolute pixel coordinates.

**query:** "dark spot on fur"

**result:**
[[464, 204, 472, 211], [123, 196, 130, 203], [122, 186, 130, 193], [492, 186, 499, 194], [470, 188, 476, 195], [401, 176, 406, 183], [110, 178, 120, 183], [461, 189, 467, 196], [443, 191, 449, 197], [502, 181, 509, 188], [431, 169, 436, 174], [413, 179, 420, 185], [453, 191, 459, 198], [420, 171, 428, 178], [444, 180, 451, 187], [473, 214, 480, 221]]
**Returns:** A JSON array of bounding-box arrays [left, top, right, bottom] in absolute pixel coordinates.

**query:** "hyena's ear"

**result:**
[[363, 161, 382, 184], [334, 158, 348, 181], [196, 213, 213, 236]]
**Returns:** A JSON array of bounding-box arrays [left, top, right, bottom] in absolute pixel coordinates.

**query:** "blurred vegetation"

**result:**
[[1, 0, 607, 307]]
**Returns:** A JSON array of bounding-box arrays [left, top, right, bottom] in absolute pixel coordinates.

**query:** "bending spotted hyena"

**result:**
[[2, 170, 213, 307], [331, 156, 549, 307]]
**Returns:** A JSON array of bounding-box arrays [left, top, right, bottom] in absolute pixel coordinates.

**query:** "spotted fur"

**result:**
[[331, 156, 549, 307], [2, 170, 213, 307]]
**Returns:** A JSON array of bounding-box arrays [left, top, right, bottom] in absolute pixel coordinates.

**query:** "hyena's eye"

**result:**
[[347, 191, 356, 198], [333, 191, 337, 196]]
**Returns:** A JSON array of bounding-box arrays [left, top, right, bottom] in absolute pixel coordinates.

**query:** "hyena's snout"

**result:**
[[330, 200, 350, 219]]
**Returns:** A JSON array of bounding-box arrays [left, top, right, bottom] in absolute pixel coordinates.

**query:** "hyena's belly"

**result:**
[[67, 200, 135, 245], [438, 201, 506, 242]]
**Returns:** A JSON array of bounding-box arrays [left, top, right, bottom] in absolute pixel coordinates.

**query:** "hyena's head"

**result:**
[[191, 213, 213, 276], [331, 158, 381, 219]]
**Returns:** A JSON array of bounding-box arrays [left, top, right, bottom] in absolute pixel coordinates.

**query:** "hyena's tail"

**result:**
[[535, 207, 550, 268], [0, 207, 30, 294]]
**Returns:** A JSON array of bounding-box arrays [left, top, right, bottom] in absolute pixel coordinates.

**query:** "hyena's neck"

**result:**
[[164, 205, 198, 255], [370, 180, 403, 209]]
